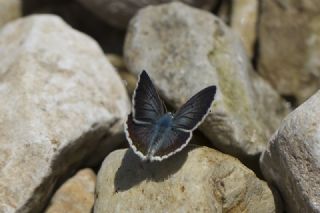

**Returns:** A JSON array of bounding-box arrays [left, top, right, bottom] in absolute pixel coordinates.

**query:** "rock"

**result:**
[[77, 0, 219, 29], [124, 2, 289, 159], [94, 146, 276, 212], [0, 0, 21, 29], [258, 0, 320, 104], [230, 0, 258, 58], [45, 169, 96, 213], [260, 90, 320, 212], [106, 54, 137, 96], [0, 15, 130, 213]]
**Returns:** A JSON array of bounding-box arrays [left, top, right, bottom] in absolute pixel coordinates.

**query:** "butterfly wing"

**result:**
[[151, 128, 192, 161], [133, 70, 165, 124], [125, 113, 155, 160], [172, 86, 216, 131]]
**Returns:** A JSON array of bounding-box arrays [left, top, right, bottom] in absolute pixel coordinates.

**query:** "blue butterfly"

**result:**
[[125, 70, 216, 161]]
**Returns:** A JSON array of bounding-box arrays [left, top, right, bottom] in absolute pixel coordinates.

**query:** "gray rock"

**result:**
[[94, 146, 276, 212], [0, 0, 21, 29], [0, 15, 130, 213], [260, 90, 320, 213], [258, 0, 320, 104], [124, 2, 289, 159], [77, 0, 219, 29], [45, 169, 96, 213]]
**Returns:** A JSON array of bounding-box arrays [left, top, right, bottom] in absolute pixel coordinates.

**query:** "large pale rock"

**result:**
[[45, 169, 96, 213], [260, 90, 320, 212], [0, 0, 21, 29], [77, 0, 219, 29], [124, 2, 289, 159], [94, 146, 276, 212], [231, 0, 258, 58], [258, 0, 320, 104], [0, 15, 130, 213]]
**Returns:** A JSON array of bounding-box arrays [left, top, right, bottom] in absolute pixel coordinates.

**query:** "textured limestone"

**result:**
[[95, 146, 276, 212], [0, 15, 130, 213], [124, 2, 289, 158], [260, 90, 320, 212]]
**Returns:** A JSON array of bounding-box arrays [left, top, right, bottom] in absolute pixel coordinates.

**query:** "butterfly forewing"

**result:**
[[172, 86, 216, 131], [133, 70, 165, 123]]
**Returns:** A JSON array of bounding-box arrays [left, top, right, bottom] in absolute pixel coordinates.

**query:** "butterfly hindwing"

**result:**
[[172, 86, 216, 131], [126, 112, 192, 161], [152, 128, 192, 161], [133, 70, 165, 124], [125, 113, 155, 160]]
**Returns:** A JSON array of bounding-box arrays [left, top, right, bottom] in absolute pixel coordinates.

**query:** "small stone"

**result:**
[[260, 90, 320, 212], [77, 0, 220, 29], [45, 169, 96, 213], [231, 0, 258, 58], [106, 54, 137, 96], [0, 0, 21, 29], [258, 0, 320, 104], [94, 146, 276, 212], [124, 2, 289, 159], [0, 15, 130, 212]]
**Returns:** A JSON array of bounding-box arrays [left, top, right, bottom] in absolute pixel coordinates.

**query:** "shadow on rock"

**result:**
[[114, 146, 196, 192]]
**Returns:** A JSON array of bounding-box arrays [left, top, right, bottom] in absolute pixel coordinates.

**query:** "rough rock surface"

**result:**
[[258, 0, 320, 104], [124, 2, 289, 159], [0, 15, 130, 213], [260, 90, 320, 212], [0, 0, 21, 29], [231, 0, 258, 58], [77, 0, 219, 29], [94, 146, 276, 212], [45, 169, 96, 213]]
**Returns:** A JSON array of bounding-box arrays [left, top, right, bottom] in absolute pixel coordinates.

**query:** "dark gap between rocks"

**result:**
[[22, 0, 125, 54]]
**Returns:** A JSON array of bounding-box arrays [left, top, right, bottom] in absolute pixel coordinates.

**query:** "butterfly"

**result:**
[[125, 70, 217, 162]]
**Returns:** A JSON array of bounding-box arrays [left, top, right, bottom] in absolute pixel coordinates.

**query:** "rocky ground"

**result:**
[[0, 0, 319, 213]]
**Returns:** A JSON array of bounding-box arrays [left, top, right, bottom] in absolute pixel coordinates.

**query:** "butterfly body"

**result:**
[[125, 71, 216, 162]]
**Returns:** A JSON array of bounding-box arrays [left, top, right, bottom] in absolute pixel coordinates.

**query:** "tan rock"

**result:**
[[106, 54, 137, 96], [231, 0, 258, 58], [45, 169, 96, 213], [0, 0, 21, 29], [258, 0, 320, 104], [124, 2, 289, 159], [94, 146, 276, 212], [0, 15, 130, 213], [260, 90, 320, 212]]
